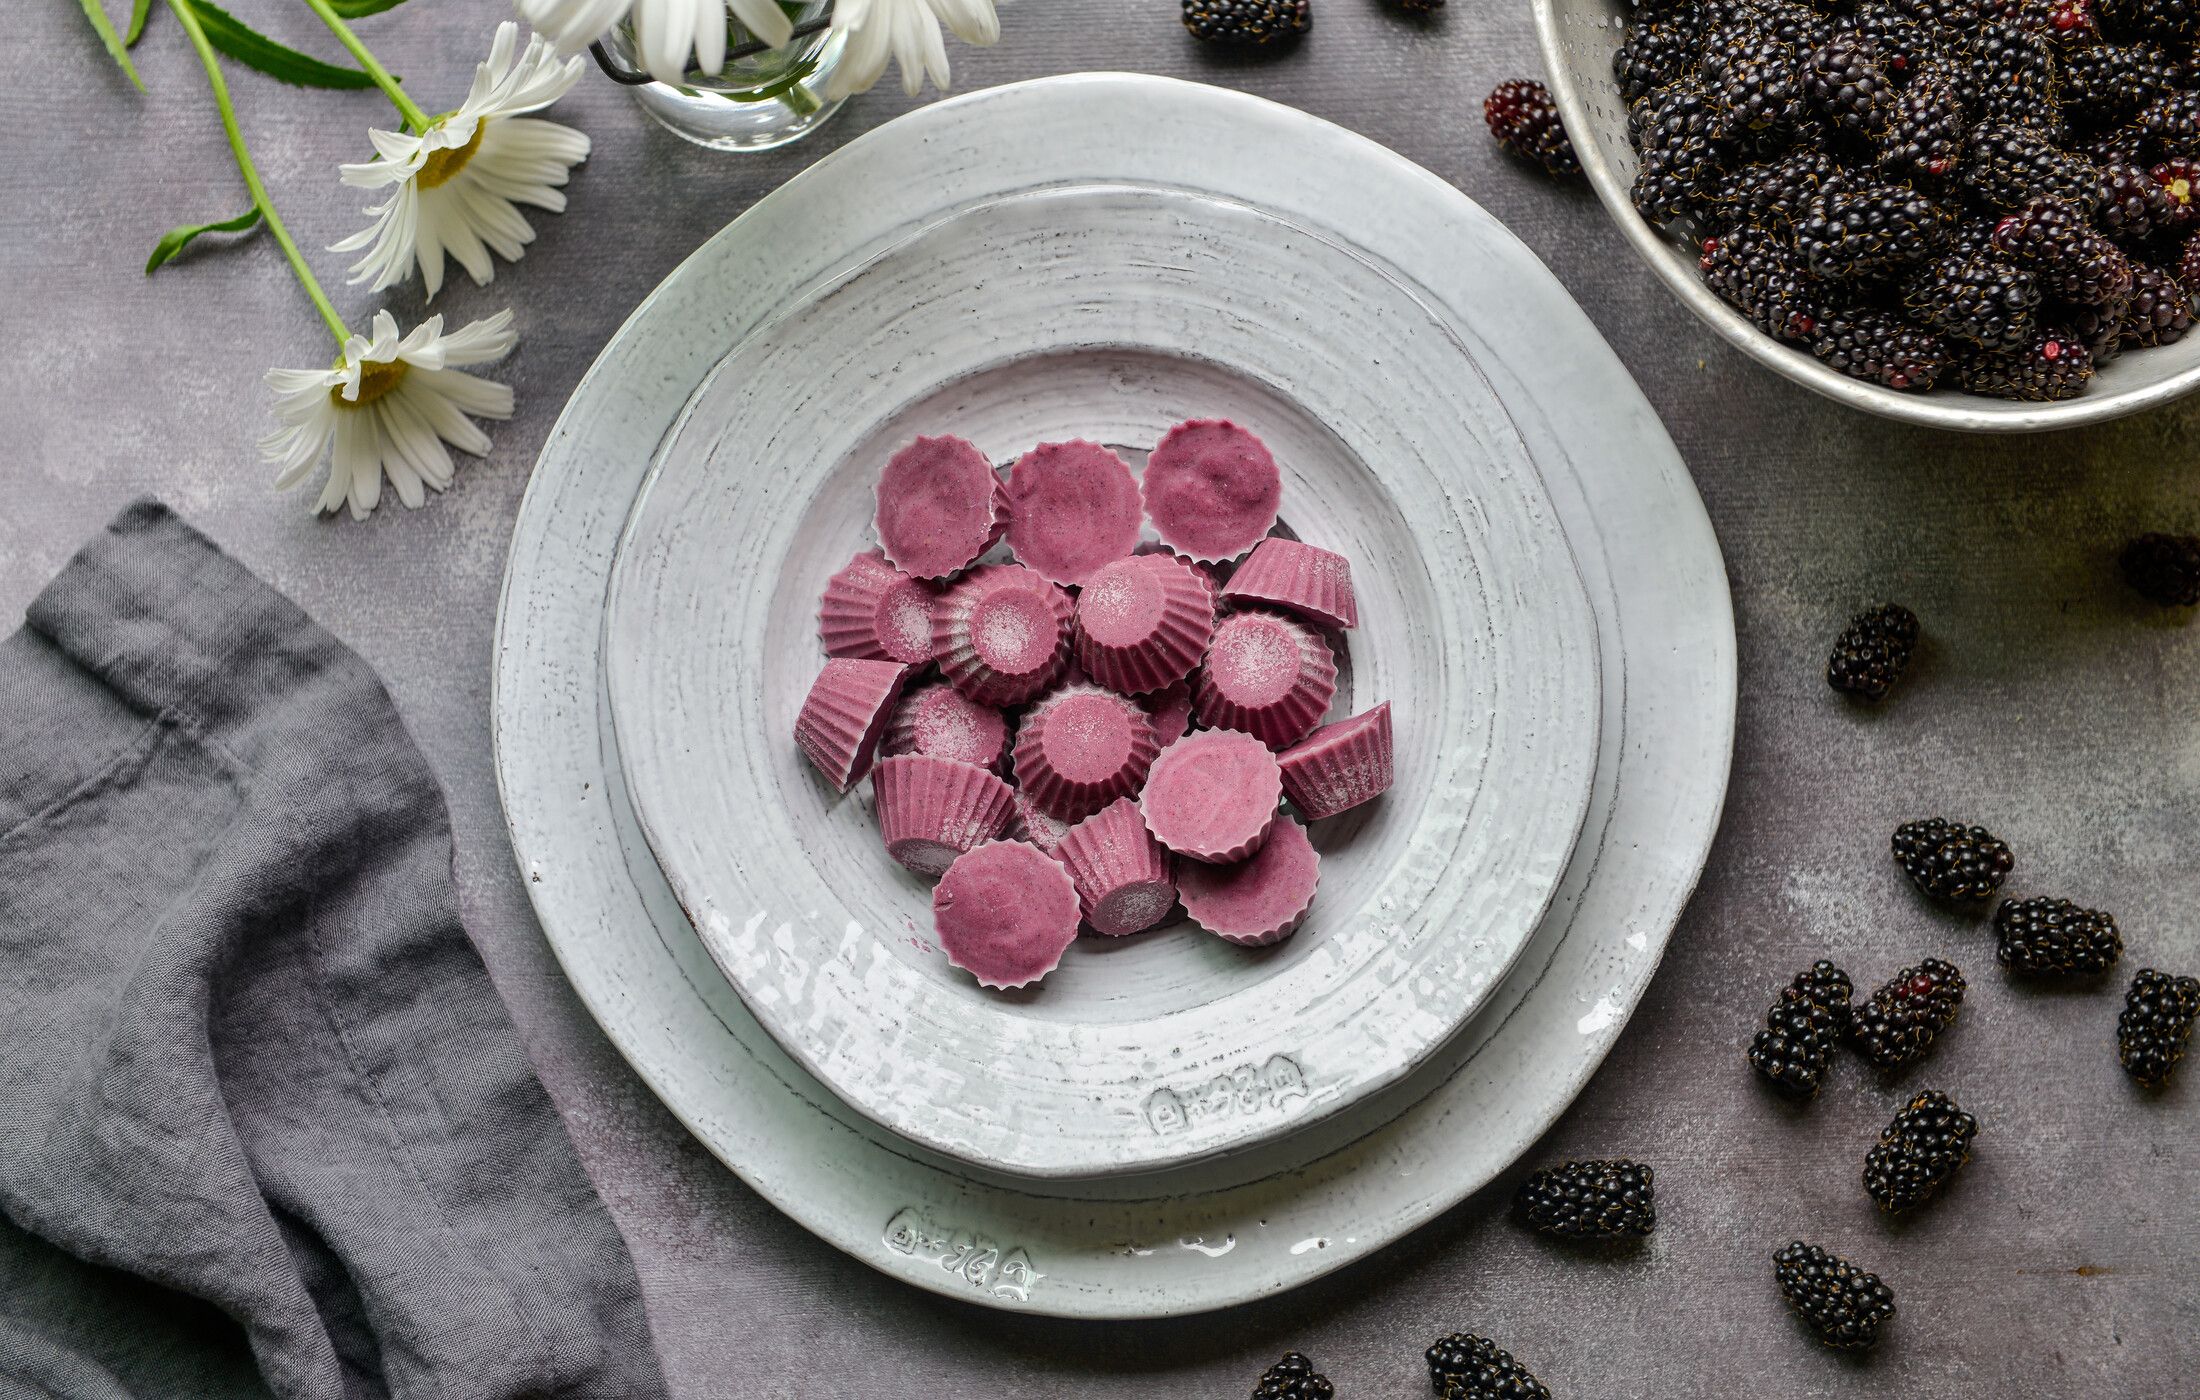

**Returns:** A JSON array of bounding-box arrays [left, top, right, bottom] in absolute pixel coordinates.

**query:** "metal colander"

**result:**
[[1530, 0, 2200, 432]]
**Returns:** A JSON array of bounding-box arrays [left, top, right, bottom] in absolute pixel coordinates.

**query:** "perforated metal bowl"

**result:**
[[1532, 1, 2200, 432]]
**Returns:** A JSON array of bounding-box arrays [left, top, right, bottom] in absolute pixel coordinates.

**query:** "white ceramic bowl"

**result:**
[[1532, 0, 2200, 432], [601, 182, 1606, 1181]]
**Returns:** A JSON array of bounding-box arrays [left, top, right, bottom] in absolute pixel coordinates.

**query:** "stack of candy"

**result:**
[[793, 419, 1395, 990]]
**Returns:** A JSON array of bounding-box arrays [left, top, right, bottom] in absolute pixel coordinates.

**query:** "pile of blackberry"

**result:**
[[1617, 0, 2200, 399]]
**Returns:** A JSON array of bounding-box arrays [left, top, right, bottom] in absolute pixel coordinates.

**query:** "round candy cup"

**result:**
[[881, 681, 1010, 771], [1004, 440, 1144, 586], [1138, 729, 1282, 864], [933, 564, 1073, 706], [1194, 607, 1338, 749], [1012, 683, 1161, 822], [1140, 419, 1283, 564], [871, 754, 1018, 877], [1177, 815, 1321, 947], [933, 841, 1083, 990], [1278, 702, 1394, 820], [1073, 553, 1216, 697], [1055, 797, 1177, 937], [792, 658, 910, 793], [873, 434, 1009, 579], [817, 548, 938, 664], [1222, 537, 1358, 630]]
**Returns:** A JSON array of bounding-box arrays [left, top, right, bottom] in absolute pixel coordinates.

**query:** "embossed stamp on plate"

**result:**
[[883, 1208, 1043, 1302], [1142, 1054, 1309, 1136]]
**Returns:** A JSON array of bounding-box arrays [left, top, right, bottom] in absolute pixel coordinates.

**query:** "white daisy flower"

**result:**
[[826, 0, 998, 101], [333, 23, 592, 300], [516, 0, 795, 83], [260, 310, 519, 521]]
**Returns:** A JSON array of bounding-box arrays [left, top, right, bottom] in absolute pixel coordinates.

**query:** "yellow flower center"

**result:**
[[334, 359, 409, 409], [417, 119, 487, 189]]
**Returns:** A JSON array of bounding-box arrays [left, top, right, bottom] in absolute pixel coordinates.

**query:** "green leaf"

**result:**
[[126, 0, 153, 45], [196, 1, 376, 89], [325, 0, 411, 16], [76, 0, 146, 90], [145, 207, 263, 274]]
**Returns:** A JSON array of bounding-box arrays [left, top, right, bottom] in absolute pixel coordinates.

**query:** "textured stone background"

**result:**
[[5, 1, 2196, 1396]]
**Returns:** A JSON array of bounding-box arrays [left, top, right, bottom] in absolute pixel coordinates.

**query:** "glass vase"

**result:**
[[598, 2, 848, 153]]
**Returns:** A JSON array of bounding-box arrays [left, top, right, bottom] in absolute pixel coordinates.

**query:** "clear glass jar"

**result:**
[[598, 2, 848, 153]]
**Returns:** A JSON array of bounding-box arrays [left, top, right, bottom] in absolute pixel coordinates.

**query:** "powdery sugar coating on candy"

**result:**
[[1145, 678, 1196, 749], [871, 754, 1017, 876], [933, 840, 1083, 989], [1013, 682, 1162, 821], [873, 434, 1009, 579], [1278, 702, 1393, 820], [1140, 419, 1283, 564], [1073, 553, 1216, 697], [1055, 797, 1178, 936], [1177, 815, 1320, 947], [817, 548, 937, 665], [881, 681, 1009, 771], [1007, 788, 1075, 855], [1222, 537, 1358, 630], [1004, 440, 1144, 586], [1138, 729, 1282, 864], [793, 658, 910, 792], [933, 564, 1072, 706], [1193, 607, 1338, 749]]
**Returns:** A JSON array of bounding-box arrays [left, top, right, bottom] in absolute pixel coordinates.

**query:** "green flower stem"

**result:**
[[165, 0, 350, 347], [298, 0, 432, 133]]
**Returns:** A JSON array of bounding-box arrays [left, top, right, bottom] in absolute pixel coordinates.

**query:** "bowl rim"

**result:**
[[1529, 0, 2200, 434]]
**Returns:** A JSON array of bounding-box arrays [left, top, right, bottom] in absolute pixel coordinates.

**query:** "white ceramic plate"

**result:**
[[602, 181, 1604, 1180], [494, 73, 1735, 1317]]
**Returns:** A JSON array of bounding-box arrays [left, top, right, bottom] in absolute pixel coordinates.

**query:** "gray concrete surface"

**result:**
[[5, 1, 2196, 1395]]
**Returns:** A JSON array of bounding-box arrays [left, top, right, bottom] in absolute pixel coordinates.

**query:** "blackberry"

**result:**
[[1774, 1242, 1897, 1350], [2093, 161, 2179, 244], [1632, 79, 1730, 224], [1702, 228, 1826, 339], [1989, 197, 2135, 305], [2121, 263, 2193, 344], [1181, 0, 1311, 45], [1877, 64, 1971, 179], [1425, 1335, 1551, 1400], [1907, 255, 2041, 349], [1966, 23, 2065, 134], [1892, 818, 2015, 902], [1849, 957, 1966, 1067], [2118, 968, 2200, 1087], [2060, 44, 2183, 124], [1863, 1089, 1978, 1211], [2184, 232, 2200, 286], [1794, 183, 1953, 279], [1615, 21, 1700, 103], [2149, 157, 2200, 232], [1994, 896, 2124, 976], [1703, 22, 1807, 135], [1703, 148, 1860, 227], [1805, 35, 1898, 135], [1515, 1159, 1657, 1238], [2065, 289, 2134, 364], [2084, 123, 2151, 166], [1826, 602, 1919, 700], [1891, 0, 1980, 29], [1958, 324, 2096, 397], [1960, 123, 2101, 210], [1812, 306, 1952, 389], [2013, 0, 2105, 44], [2137, 90, 2200, 158], [1253, 1352, 1334, 1400], [2121, 531, 2200, 605], [1848, 4, 1937, 78], [1486, 80, 1582, 179], [1749, 959, 1854, 1098]]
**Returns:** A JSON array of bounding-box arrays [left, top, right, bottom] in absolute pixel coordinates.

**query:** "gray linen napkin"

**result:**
[[0, 501, 668, 1400]]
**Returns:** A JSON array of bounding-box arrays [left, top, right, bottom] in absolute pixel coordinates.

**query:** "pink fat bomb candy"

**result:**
[[873, 435, 1009, 579], [933, 564, 1073, 706], [794, 658, 910, 792], [1134, 540, 1225, 601], [1278, 702, 1394, 820], [1222, 537, 1358, 630], [933, 841, 1083, 989], [1177, 815, 1320, 947], [871, 754, 1017, 876], [881, 681, 1010, 771], [1013, 682, 1161, 822], [1140, 419, 1283, 564], [1194, 607, 1338, 749], [1004, 440, 1143, 586], [1055, 797, 1177, 936], [1073, 552, 1216, 697], [1007, 788, 1076, 855], [1138, 729, 1282, 864], [817, 548, 938, 665], [1144, 678, 1196, 749]]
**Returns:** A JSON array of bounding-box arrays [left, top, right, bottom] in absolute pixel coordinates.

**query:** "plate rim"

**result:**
[[492, 71, 1737, 1318]]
